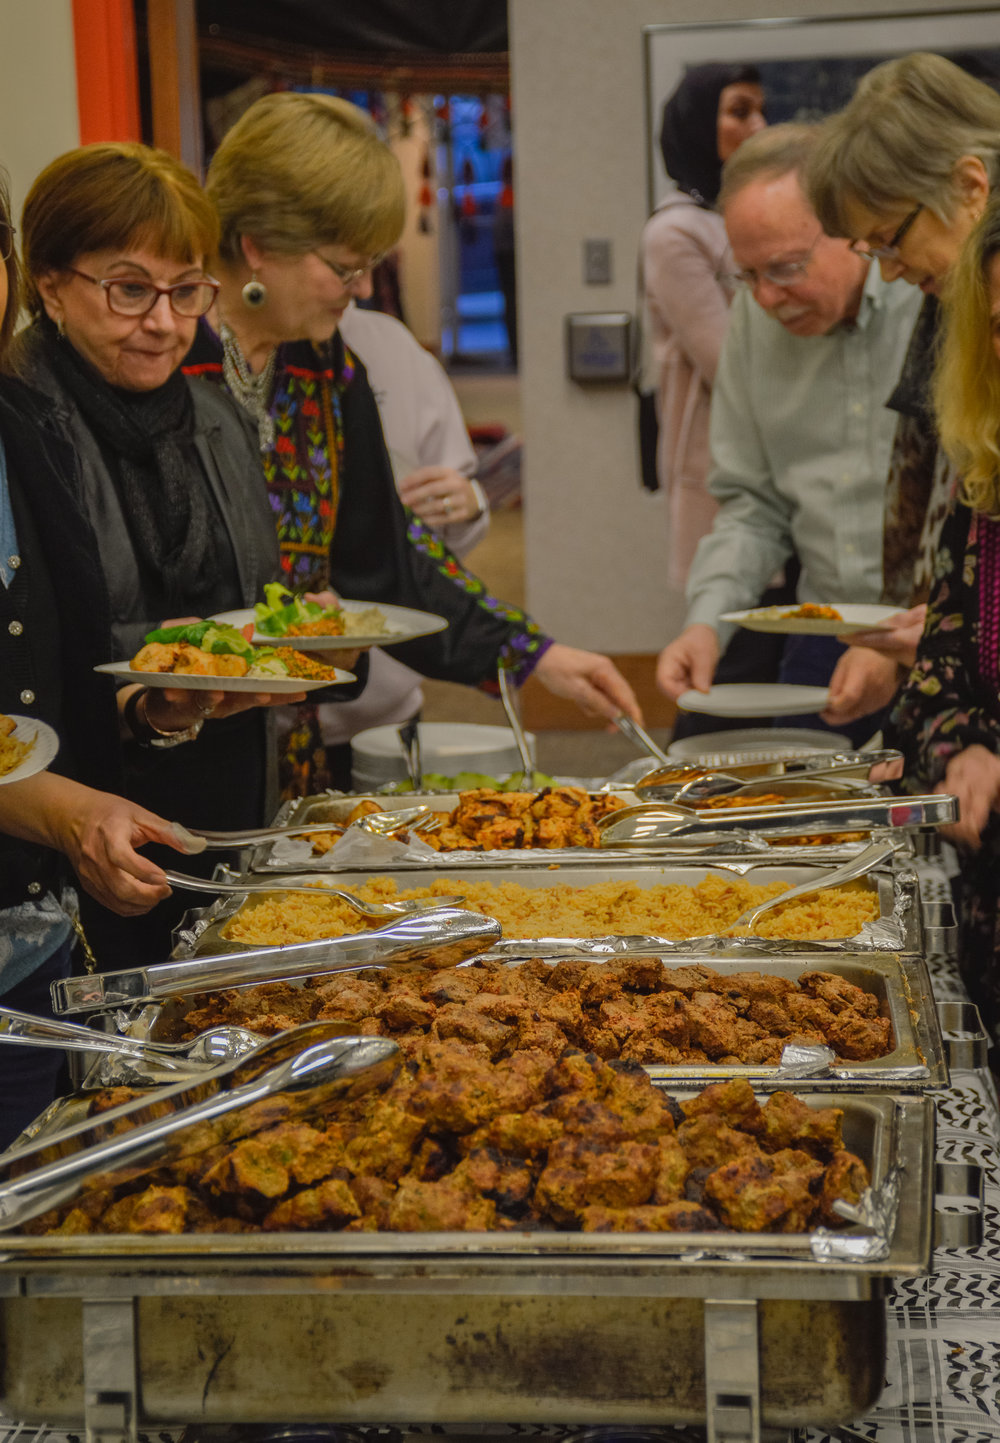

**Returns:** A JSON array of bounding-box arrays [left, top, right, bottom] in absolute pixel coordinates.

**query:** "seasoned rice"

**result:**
[[220, 873, 879, 946]]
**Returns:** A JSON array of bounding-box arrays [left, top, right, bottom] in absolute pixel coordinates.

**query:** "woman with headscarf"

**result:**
[[641, 62, 765, 586]]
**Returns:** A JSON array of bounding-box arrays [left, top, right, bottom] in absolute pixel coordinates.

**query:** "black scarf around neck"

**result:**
[[38, 315, 220, 605]]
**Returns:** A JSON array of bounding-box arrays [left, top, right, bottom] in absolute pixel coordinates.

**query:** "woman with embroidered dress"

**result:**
[[12, 142, 313, 967], [886, 191, 1000, 1044], [184, 91, 641, 795]]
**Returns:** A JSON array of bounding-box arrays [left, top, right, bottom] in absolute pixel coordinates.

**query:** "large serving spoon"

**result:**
[[0, 1006, 261, 1072], [164, 870, 464, 916], [732, 841, 895, 933], [613, 714, 672, 768], [498, 664, 535, 789]]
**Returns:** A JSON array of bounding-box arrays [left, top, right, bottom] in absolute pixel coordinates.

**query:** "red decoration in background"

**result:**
[[417, 141, 434, 236]]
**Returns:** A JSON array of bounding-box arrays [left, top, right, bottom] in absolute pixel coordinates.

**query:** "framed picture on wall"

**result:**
[[644, 8, 1000, 210]]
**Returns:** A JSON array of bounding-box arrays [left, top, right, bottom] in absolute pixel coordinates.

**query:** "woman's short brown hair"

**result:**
[[21, 142, 219, 312], [206, 91, 405, 264], [808, 53, 1000, 236], [0, 168, 20, 368]]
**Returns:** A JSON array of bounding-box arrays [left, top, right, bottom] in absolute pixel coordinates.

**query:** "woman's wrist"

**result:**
[[123, 686, 203, 748]]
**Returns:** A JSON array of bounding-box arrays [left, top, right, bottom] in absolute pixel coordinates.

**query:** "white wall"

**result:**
[[509, 0, 987, 654], [0, 0, 78, 229]]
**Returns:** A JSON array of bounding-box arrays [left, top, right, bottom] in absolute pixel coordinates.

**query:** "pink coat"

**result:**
[[641, 194, 735, 587]]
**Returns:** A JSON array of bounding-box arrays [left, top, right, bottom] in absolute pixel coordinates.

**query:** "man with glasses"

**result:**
[[656, 124, 921, 742]]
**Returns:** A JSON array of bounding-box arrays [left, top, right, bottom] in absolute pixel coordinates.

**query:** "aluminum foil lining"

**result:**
[[811, 1168, 901, 1263]]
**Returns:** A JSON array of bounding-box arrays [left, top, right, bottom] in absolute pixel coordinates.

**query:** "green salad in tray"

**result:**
[[385, 770, 558, 794]]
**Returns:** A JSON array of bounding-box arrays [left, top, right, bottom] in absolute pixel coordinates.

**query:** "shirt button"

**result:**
[[27, 881, 42, 896], [19, 688, 35, 705], [7, 555, 19, 570], [7, 620, 22, 636]]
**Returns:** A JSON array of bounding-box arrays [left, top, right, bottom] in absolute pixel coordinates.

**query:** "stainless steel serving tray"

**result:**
[[250, 781, 894, 871], [0, 1090, 934, 1431], [176, 858, 923, 960], [111, 949, 945, 1092]]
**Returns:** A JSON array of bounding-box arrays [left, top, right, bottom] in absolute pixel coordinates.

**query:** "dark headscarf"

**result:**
[[659, 62, 762, 208]]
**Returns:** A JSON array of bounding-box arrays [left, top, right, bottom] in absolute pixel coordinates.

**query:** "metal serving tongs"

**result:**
[[51, 907, 502, 1017], [613, 713, 672, 768], [731, 841, 895, 933], [177, 806, 441, 850], [163, 870, 464, 916], [0, 1025, 400, 1232], [498, 663, 535, 788], [0, 1006, 261, 1074], [634, 749, 903, 803], [597, 791, 958, 848]]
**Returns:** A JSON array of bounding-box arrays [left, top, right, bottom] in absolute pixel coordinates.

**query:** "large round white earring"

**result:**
[[242, 273, 267, 309]]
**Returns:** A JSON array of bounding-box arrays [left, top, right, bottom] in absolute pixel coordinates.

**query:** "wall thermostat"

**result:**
[[566, 312, 632, 382]]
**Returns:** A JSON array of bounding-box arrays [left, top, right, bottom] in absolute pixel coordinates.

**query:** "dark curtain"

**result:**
[[197, 0, 507, 54]]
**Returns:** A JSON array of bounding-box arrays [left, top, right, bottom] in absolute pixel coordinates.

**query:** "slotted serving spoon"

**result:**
[[0, 1006, 261, 1072], [732, 840, 894, 933], [164, 870, 464, 916]]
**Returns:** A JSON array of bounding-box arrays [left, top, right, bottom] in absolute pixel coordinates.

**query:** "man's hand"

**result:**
[[841, 604, 926, 668], [822, 648, 901, 728], [398, 465, 483, 528], [937, 745, 1000, 851], [0, 774, 195, 916], [533, 643, 642, 724], [656, 624, 719, 700]]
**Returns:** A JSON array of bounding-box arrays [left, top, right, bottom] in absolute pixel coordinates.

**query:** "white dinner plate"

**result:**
[[676, 684, 831, 718], [95, 662, 355, 693], [0, 716, 59, 786], [213, 601, 449, 651], [719, 603, 900, 636]]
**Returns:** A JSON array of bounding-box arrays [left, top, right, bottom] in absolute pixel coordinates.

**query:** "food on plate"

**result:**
[[23, 1063, 869, 1236], [0, 714, 34, 777], [180, 957, 894, 1064], [219, 873, 880, 946], [129, 621, 342, 683], [253, 582, 390, 639], [308, 786, 627, 854], [780, 603, 842, 621]]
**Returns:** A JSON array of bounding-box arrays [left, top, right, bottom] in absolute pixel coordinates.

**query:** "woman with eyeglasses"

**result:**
[[886, 192, 1000, 1049], [11, 142, 300, 967], [0, 164, 205, 1142], [805, 53, 1000, 730], [185, 91, 642, 795]]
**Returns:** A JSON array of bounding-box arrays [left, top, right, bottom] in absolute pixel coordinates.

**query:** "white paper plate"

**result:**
[[0, 716, 59, 786], [213, 601, 448, 651], [676, 684, 830, 718], [95, 662, 355, 693], [667, 727, 851, 762], [719, 603, 900, 636]]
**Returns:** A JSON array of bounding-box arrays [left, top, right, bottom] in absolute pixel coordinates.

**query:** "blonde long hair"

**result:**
[[935, 194, 1000, 517]]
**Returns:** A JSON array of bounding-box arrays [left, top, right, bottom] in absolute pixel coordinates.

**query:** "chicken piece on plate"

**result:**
[[388, 1175, 497, 1231], [450, 1148, 535, 1216], [343, 1101, 425, 1181], [816, 1148, 870, 1225], [799, 970, 880, 1019], [580, 1200, 719, 1232], [676, 1117, 758, 1172], [759, 1091, 844, 1156], [349, 1174, 397, 1228], [433, 1000, 517, 1057], [463, 1108, 563, 1158], [263, 1177, 362, 1231], [101, 1185, 201, 1234], [534, 1135, 660, 1222], [651, 1134, 690, 1203], [704, 1153, 816, 1232], [824, 1011, 892, 1060], [681, 1078, 766, 1136]]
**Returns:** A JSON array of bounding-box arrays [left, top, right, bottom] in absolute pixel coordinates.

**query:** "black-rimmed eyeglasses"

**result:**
[[66, 267, 220, 318], [849, 204, 924, 262], [727, 230, 823, 290]]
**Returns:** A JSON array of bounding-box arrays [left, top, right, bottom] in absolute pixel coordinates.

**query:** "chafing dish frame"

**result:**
[[0, 1091, 935, 1442]]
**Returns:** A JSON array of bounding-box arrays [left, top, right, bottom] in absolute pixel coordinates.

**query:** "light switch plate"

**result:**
[[583, 238, 612, 284], [566, 312, 632, 382]]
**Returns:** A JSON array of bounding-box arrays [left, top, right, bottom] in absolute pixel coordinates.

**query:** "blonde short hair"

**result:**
[[718, 122, 819, 211], [207, 92, 406, 263], [21, 142, 218, 313], [935, 193, 1000, 517], [808, 53, 1000, 236]]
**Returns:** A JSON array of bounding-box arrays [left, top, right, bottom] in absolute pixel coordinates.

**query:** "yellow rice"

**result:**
[[220, 873, 879, 946]]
